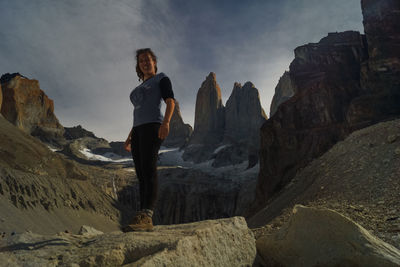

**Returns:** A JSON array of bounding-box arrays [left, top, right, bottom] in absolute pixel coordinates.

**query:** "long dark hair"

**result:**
[[135, 48, 158, 81]]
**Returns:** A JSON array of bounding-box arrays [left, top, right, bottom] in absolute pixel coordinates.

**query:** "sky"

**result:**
[[0, 0, 364, 141]]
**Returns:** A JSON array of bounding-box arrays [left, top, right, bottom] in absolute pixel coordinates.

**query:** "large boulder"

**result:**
[[253, 31, 369, 212], [0, 217, 257, 266], [189, 72, 225, 145], [269, 71, 295, 117], [257, 205, 400, 267], [163, 101, 193, 148], [0, 73, 65, 146]]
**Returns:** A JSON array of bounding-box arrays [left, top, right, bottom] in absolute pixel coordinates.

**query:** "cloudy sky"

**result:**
[[0, 0, 364, 141]]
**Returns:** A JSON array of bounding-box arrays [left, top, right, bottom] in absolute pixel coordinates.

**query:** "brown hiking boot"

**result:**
[[123, 211, 154, 232]]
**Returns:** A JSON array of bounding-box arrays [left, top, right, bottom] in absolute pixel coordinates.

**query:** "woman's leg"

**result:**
[[131, 128, 145, 210], [139, 123, 163, 212]]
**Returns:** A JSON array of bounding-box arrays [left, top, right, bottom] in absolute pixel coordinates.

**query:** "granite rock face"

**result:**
[[0, 73, 64, 146], [189, 72, 225, 145], [0, 217, 257, 267], [183, 74, 266, 167], [224, 81, 267, 146], [254, 31, 368, 212], [269, 71, 295, 117], [347, 0, 400, 127], [163, 101, 193, 148], [257, 205, 400, 267]]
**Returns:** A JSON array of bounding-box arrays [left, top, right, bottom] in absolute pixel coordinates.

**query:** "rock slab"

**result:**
[[0, 217, 256, 267], [256, 205, 400, 267]]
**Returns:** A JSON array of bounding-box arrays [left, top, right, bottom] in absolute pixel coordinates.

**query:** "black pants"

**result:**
[[131, 122, 163, 211]]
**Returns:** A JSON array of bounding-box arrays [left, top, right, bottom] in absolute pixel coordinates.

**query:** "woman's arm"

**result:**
[[158, 98, 175, 139], [124, 127, 133, 152]]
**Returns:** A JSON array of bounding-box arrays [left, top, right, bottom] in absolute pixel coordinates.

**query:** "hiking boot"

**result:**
[[123, 211, 154, 232]]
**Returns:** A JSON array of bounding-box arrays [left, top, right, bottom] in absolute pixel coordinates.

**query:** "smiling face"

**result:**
[[138, 52, 157, 80]]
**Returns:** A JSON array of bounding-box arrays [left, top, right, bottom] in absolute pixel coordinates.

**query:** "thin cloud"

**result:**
[[0, 0, 364, 141]]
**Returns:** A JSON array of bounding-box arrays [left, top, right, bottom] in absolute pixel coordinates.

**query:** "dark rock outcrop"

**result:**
[[254, 0, 400, 214], [0, 73, 65, 146], [269, 71, 295, 117], [347, 0, 400, 127], [253, 31, 369, 212], [64, 125, 97, 140], [224, 82, 267, 146], [162, 101, 193, 148]]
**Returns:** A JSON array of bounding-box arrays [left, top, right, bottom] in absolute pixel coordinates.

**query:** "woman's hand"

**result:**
[[158, 122, 170, 140], [124, 138, 131, 152]]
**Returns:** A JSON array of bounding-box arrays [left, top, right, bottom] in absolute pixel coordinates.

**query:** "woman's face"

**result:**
[[138, 52, 156, 78]]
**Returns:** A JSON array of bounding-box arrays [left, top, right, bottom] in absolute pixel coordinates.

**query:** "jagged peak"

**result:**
[[243, 81, 255, 89], [206, 72, 216, 81], [0, 72, 28, 84]]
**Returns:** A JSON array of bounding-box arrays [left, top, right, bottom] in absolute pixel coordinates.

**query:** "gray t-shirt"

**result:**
[[130, 72, 169, 127]]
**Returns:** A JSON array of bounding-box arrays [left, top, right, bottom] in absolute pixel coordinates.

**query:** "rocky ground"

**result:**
[[250, 118, 400, 250], [0, 217, 256, 267], [0, 116, 136, 235]]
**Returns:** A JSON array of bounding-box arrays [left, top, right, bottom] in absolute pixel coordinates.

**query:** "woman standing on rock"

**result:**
[[123, 48, 175, 231]]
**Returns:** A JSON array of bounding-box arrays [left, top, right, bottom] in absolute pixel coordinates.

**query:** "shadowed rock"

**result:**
[[253, 31, 369, 213], [269, 71, 295, 117], [224, 81, 267, 146], [0, 217, 256, 267], [163, 101, 193, 148], [257, 205, 400, 267]]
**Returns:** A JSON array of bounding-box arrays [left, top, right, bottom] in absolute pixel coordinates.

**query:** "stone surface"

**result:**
[[79, 225, 104, 236], [256, 205, 400, 267], [163, 101, 193, 148], [249, 119, 400, 250], [253, 31, 369, 213], [0, 73, 65, 146], [269, 71, 295, 117], [0, 217, 256, 267], [188, 72, 225, 145]]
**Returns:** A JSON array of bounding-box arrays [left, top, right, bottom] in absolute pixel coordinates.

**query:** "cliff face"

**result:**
[[224, 82, 267, 146], [0, 73, 64, 145], [254, 0, 400, 214], [254, 31, 369, 211], [189, 72, 225, 145], [162, 101, 193, 148], [183, 74, 266, 167], [269, 71, 295, 117], [347, 0, 400, 127]]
